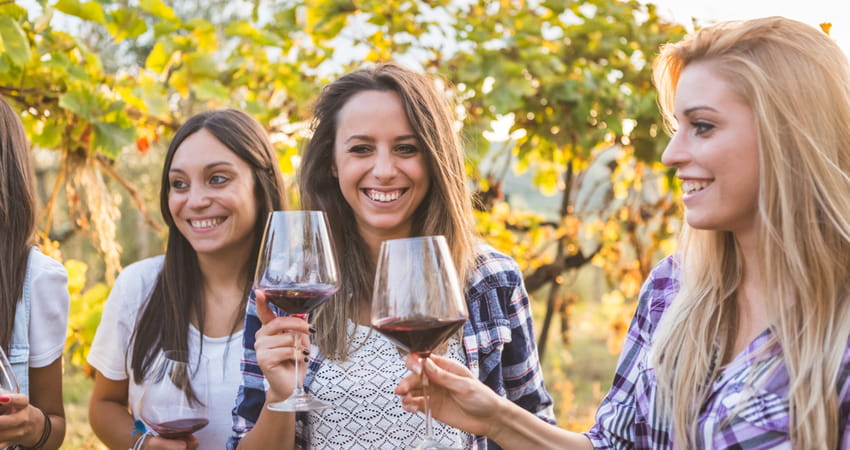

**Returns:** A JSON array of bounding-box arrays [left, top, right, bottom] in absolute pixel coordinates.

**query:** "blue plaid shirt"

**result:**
[[229, 244, 555, 449], [585, 255, 850, 448]]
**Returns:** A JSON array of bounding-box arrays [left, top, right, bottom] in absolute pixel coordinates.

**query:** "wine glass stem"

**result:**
[[291, 314, 309, 397], [421, 355, 434, 442]]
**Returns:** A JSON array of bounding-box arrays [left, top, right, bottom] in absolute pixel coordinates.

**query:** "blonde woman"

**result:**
[[396, 16, 850, 448]]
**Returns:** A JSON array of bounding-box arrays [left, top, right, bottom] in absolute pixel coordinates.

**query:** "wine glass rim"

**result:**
[[268, 210, 327, 215], [380, 235, 447, 245]]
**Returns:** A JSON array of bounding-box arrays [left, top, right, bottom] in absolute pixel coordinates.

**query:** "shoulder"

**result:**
[[467, 243, 522, 289], [113, 255, 165, 290], [27, 247, 68, 282], [107, 255, 165, 308], [635, 254, 680, 327]]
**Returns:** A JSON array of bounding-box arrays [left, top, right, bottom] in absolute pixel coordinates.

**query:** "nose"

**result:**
[[660, 131, 689, 168], [371, 147, 398, 180], [186, 185, 212, 209]]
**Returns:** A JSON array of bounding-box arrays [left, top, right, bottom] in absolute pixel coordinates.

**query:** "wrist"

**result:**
[[19, 406, 51, 449], [484, 396, 514, 442], [130, 431, 152, 450]]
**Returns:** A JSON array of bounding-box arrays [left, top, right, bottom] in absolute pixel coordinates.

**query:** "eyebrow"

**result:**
[[169, 161, 235, 174], [683, 105, 719, 116], [343, 134, 419, 144]]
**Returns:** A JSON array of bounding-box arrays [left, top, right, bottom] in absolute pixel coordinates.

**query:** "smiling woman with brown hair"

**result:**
[[230, 63, 554, 450], [87, 109, 286, 449]]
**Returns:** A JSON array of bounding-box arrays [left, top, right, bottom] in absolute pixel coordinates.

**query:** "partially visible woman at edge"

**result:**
[[0, 97, 68, 449], [87, 109, 286, 449], [396, 16, 850, 449], [230, 63, 554, 450]]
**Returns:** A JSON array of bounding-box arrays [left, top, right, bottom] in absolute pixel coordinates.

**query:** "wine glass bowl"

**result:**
[[139, 351, 209, 439], [0, 347, 20, 415], [371, 236, 469, 449], [254, 210, 340, 411]]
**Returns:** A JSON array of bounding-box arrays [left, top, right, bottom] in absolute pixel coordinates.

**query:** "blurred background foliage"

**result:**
[[1, 0, 689, 446]]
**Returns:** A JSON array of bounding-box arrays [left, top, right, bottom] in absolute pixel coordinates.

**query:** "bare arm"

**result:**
[[0, 358, 66, 449], [396, 355, 593, 450], [88, 372, 139, 449], [89, 371, 198, 450]]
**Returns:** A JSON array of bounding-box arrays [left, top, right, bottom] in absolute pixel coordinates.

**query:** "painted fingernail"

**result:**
[[302, 349, 310, 356], [0, 396, 9, 403], [303, 357, 310, 363], [308, 326, 317, 334]]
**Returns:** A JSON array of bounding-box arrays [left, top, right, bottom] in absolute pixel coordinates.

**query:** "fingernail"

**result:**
[[308, 326, 317, 334], [424, 358, 437, 373], [303, 357, 310, 363], [302, 349, 310, 356], [0, 396, 9, 403]]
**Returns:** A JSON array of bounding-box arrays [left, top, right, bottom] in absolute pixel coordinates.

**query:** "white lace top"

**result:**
[[306, 320, 471, 449]]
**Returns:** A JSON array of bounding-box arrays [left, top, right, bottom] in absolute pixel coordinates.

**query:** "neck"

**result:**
[[731, 227, 769, 357], [196, 251, 250, 298]]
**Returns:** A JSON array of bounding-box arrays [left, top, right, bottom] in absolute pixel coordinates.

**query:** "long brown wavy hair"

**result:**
[[300, 63, 476, 360]]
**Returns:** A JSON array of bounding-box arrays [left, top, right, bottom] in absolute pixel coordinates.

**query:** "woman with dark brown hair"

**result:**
[[230, 63, 553, 450], [88, 109, 286, 449], [0, 96, 68, 449]]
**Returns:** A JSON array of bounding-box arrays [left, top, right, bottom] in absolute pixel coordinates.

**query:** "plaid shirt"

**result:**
[[229, 244, 555, 449], [585, 255, 850, 449]]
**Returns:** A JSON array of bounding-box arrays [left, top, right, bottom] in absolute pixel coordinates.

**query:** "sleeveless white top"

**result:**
[[306, 320, 471, 449]]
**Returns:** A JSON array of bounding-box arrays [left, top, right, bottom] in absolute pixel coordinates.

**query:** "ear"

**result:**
[[331, 163, 338, 178]]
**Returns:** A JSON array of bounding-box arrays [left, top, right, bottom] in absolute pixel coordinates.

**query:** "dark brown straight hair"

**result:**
[[0, 96, 36, 352], [131, 109, 286, 382]]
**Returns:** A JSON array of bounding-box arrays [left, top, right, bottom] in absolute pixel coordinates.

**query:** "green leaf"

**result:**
[[139, 0, 178, 22], [106, 9, 148, 42], [185, 53, 218, 78], [92, 121, 135, 159], [59, 87, 97, 120], [145, 41, 169, 72], [54, 0, 107, 25], [191, 79, 229, 101], [0, 17, 32, 67]]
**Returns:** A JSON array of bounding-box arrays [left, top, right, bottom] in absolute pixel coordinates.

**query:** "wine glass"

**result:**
[[254, 210, 341, 411], [371, 236, 469, 450], [140, 351, 209, 439], [0, 347, 20, 415]]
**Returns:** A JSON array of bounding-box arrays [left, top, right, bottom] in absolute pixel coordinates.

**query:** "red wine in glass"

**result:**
[[371, 236, 469, 450], [259, 284, 339, 315], [373, 316, 466, 357], [149, 418, 210, 439], [254, 211, 341, 412]]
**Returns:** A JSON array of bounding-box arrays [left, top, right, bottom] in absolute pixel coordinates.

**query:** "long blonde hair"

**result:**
[[651, 17, 850, 447], [300, 63, 476, 360]]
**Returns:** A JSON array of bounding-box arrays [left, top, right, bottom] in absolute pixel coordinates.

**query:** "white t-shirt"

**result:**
[[27, 249, 70, 367], [87, 256, 244, 448]]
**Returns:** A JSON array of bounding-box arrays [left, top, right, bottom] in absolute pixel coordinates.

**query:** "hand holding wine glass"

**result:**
[[140, 351, 209, 443], [0, 347, 19, 416], [253, 210, 340, 412], [371, 236, 469, 450]]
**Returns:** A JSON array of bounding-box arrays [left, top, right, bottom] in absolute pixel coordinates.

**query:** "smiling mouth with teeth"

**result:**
[[682, 180, 711, 194], [364, 189, 406, 203], [190, 217, 225, 229]]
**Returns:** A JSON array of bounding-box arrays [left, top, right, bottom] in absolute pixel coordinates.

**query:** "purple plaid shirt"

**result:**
[[229, 244, 555, 449], [585, 255, 850, 449]]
